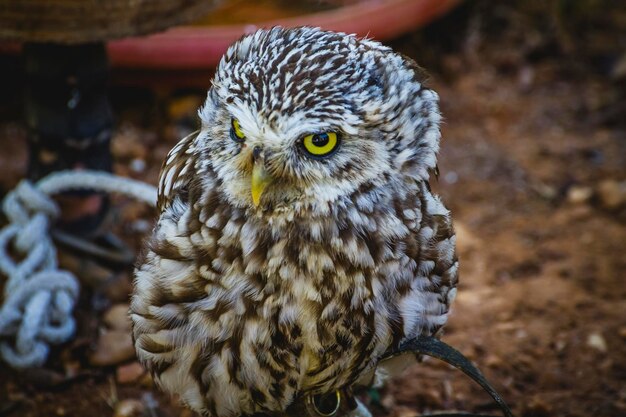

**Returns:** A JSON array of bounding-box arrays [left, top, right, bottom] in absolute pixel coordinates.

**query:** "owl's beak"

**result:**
[[251, 159, 272, 207]]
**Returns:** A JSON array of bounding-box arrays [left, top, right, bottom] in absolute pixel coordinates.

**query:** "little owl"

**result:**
[[131, 27, 458, 417]]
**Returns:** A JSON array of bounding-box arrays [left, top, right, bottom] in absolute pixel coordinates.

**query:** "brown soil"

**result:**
[[1, 1, 625, 417]]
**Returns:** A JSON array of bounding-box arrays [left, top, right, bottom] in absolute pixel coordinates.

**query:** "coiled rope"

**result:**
[[0, 171, 156, 368]]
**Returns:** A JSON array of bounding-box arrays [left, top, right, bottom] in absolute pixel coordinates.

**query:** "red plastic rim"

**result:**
[[107, 0, 461, 69], [0, 0, 460, 69]]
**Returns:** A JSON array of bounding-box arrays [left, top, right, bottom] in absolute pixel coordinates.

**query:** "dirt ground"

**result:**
[[1, 1, 625, 417]]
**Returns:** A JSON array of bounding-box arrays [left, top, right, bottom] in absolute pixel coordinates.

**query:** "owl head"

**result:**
[[197, 27, 441, 214]]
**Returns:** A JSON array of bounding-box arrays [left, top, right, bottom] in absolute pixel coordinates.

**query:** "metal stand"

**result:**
[[22, 42, 113, 234]]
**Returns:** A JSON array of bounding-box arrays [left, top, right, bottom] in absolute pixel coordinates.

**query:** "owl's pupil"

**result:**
[[312, 133, 329, 147]]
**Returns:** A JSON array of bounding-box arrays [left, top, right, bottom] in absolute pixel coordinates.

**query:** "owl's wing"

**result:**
[[157, 130, 200, 212], [396, 181, 458, 340], [358, 182, 458, 387]]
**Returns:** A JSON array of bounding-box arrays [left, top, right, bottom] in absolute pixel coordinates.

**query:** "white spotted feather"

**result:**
[[132, 26, 457, 417]]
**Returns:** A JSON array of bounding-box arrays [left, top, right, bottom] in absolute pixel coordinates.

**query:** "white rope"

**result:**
[[0, 170, 156, 368]]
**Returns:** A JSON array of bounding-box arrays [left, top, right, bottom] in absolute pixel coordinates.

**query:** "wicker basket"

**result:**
[[0, 0, 220, 43]]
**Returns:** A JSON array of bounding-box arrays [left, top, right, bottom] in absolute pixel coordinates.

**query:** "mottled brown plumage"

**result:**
[[131, 27, 457, 417]]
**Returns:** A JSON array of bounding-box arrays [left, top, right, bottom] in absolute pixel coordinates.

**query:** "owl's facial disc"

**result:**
[[230, 117, 344, 207], [246, 134, 340, 207], [198, 27, 442, 214]]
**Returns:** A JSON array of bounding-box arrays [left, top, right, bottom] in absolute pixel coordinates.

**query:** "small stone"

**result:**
[[130, 219, 151, 234], [596, 179, 626, 210], [567, 185, 593, 204], [443, 171, 458, 184], [533, 182, 557, 200], [103, 304, 132, 331], [485, 354, 503, 368], [129, 158, 146, 173], [515, 329, 528, 339], [587, 332, 607, 353], [113, 399, 144, 417], [517, 65, 535, 91], [394, 406, 418, 417], [380, 393, 396, 410], [116, 362, 145, 384], [523, 395, 552, 417], [90, 329, 135, 366]]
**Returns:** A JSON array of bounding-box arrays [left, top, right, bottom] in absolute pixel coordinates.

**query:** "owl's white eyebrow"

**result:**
[[232, 114, 339, 142]]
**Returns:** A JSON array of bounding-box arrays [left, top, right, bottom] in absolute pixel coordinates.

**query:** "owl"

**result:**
[[131, 27, 458, 417]]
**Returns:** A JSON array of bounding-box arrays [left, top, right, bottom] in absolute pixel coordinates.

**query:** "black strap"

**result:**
[[382, 336, 514, 417]]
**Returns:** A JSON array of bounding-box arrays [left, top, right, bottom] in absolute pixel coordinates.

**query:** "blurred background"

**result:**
[[0, 1, 625, 417]]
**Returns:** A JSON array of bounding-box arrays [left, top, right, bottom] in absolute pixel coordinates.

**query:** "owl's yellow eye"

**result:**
[[231, 118, 246, 142], [301, 132, 339, 158]]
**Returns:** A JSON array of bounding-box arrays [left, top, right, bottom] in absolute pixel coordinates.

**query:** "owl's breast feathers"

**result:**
[[131, 153, 458, 417]]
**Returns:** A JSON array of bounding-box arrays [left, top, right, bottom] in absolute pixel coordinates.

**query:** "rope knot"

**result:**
[[0, 171, 156, 369], [0, 179, 77, 368]]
